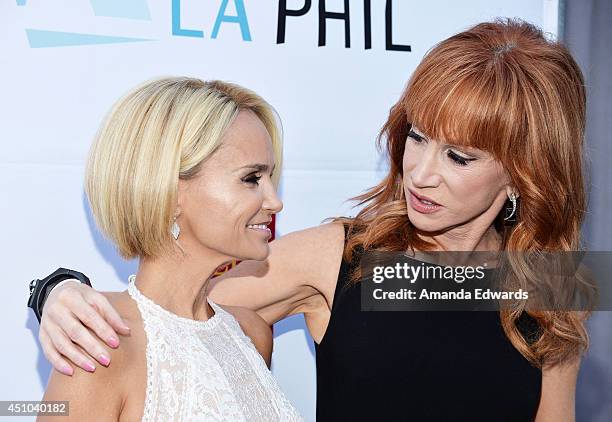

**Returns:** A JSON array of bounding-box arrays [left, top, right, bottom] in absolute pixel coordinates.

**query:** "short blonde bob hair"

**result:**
[[85, 77, 282, 259]]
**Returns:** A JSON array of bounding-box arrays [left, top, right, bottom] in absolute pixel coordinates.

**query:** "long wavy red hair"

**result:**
[[335, 18, 588, 368]]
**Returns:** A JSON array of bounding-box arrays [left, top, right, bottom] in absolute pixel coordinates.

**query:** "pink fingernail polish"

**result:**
[[99, 354, 111, 366], [108, 336, 119, 348], [60, 365, 74, 376], [84, 362, 96, 372]]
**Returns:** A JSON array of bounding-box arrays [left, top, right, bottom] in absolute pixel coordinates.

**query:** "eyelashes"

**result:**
[[446, 150, 471, 166], [407, 129, 425, 143], [407, 130, 476, 166], [242, 169, 275, 186], [243, 174, 262, 185]]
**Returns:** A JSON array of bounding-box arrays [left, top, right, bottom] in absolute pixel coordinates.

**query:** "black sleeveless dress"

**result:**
[[314, 226, 542, 421]]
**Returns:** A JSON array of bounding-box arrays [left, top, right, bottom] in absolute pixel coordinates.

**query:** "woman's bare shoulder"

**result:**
[[101, 291, 141, 325], [41, 292, 145, 420], [93, 292, 144, 367], [41, 292, 146, 420]]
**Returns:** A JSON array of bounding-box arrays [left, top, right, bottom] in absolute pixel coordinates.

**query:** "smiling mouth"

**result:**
[[246, 221, 272, 238]]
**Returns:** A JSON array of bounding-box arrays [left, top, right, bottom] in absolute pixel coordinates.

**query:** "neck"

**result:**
[[413, 223, 501, 268], [415, 205, 504, 253], [134, 244, 231, 321], [421, 223, 501, 252]]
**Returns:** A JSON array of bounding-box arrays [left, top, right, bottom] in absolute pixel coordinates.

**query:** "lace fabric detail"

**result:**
[[127, 276, 303, 421]]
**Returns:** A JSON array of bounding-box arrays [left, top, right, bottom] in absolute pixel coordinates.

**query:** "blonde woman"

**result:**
[[37, 19, 587, 421], [40, 78, 302, 421]]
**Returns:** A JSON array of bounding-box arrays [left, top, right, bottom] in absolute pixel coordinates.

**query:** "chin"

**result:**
[[239, 244, 270, 262], [407, 210, 447, 233]]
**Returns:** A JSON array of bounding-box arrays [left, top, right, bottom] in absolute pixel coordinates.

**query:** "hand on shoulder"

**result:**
[[40, 292, 141, 421]]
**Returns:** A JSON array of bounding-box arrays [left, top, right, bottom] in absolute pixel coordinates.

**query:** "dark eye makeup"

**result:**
[[407, 129, 477, 166], [242, 173, 262, 185], [407, 129, 425, 142], [447, 150, 474, 166]]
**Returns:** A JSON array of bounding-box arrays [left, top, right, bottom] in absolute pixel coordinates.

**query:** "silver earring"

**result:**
[[171, 220, 180, 240], [503, 192, 517, 221]]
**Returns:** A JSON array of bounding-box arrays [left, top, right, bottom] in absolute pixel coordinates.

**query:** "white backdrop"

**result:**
[[1, 1, 556, 420]]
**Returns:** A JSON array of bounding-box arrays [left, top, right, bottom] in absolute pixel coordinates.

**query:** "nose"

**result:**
[[408, 146, 442, 189], [263, 181, 283, 214]]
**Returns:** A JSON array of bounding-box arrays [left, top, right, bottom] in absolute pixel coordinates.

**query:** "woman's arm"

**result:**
[[207, 222, 345, 324], [38, 222, 345, 373], [534, 356, 581, 422]]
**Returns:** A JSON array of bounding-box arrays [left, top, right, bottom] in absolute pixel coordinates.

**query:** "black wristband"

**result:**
[[27, 268, 92, 323]]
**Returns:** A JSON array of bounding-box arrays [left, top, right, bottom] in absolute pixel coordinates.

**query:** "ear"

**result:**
[[176, 179, 189, 217], [506, 186, 520, 199]]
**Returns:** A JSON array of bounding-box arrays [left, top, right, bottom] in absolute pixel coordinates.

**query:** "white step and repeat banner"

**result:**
[[1, 1, 557, 420]]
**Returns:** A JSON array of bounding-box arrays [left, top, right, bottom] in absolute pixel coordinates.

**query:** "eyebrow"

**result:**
[[238, 163, 276, 173]]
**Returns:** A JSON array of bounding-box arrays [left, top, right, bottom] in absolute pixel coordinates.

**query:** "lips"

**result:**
[[246, 220, 272, 228], [246, 221, 272, 239], [410, 194, 442, 214], [408, 189, 441, 206]]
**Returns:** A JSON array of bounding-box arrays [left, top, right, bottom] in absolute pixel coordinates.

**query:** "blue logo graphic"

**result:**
[[26, 30, 151, 48], [20, 0, 153, 48], [171, 0, 251, 41], [90, 0, 151, 20], [19, 0, 252, 48]]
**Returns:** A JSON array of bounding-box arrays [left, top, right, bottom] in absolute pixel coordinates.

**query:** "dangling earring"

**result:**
[[503, 192, 518, 224], [171, 218, 180, 240]]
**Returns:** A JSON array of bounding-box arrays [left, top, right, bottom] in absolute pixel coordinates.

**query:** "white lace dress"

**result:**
[[127, 276, 303, 421]]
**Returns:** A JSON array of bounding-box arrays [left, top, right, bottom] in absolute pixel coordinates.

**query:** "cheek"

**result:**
[[402, 143, 417, 174], [186, 180, 264, 240], [183, 181, 239, 236], [444, 169, 502, 212]]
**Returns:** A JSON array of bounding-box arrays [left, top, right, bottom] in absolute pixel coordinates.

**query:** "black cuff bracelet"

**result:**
[[27, 268, 92, 323]]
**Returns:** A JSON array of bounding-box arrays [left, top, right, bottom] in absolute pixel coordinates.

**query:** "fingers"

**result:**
[[68, 294, 121, 349], [87, 293, 131, 337], [44, 288, 114, 369], [53, 282, 129, 348], [40, 281, 129, 372], [64, 307, 114, 368], [46, 320, 100, 373], [39, 328, 74, 376]]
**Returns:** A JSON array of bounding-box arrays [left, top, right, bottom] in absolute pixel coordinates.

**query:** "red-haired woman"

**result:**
[[34, 19, 587, 421]]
